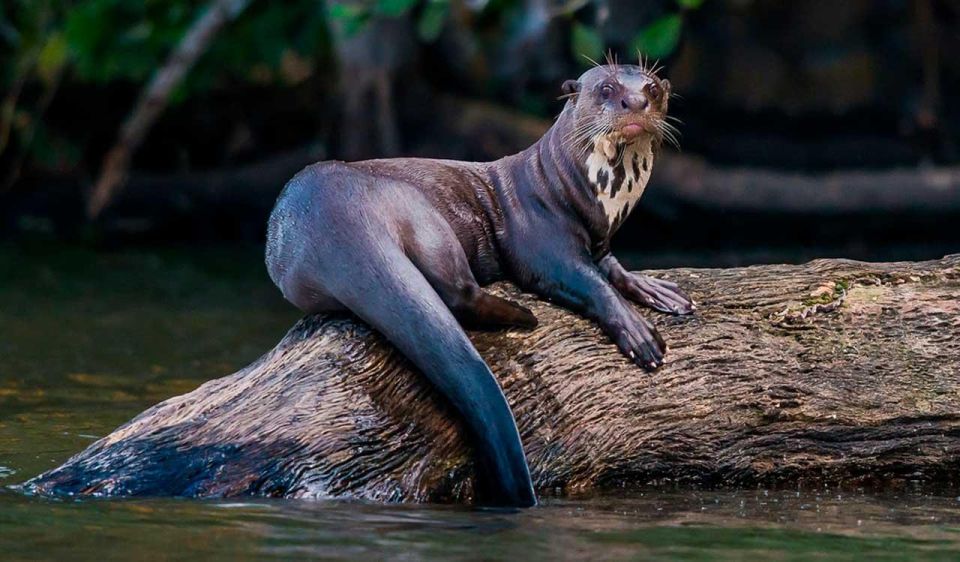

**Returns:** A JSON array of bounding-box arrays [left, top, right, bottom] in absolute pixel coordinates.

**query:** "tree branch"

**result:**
[[86, 0, 253, 219]]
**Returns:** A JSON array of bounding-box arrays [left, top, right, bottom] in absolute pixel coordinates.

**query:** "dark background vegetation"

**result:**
[[2, 0, 959, 266]]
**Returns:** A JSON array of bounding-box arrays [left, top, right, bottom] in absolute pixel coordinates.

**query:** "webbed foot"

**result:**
[[617, 273, 695, 316], [605, 305, 667, 371]]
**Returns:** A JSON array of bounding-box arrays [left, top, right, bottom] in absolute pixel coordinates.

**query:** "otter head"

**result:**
[[560, 62, 673, 149], [559, 62, 676, 232]]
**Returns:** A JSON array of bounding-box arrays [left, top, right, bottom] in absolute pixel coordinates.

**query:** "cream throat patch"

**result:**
[[585, 134, 654, 232]]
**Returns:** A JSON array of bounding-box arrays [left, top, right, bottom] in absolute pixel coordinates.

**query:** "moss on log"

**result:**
[[24, 255, 960, 503]]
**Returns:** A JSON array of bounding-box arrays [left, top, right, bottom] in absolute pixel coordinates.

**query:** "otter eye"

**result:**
[[646, 82, 662, 100], [600, 84, 616, 98]]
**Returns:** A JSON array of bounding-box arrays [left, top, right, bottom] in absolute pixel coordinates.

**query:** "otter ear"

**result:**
[[561, 79, 581, 96], [661, 79, 672, 97]]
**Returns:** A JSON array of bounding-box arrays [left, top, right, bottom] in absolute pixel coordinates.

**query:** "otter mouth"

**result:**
[[613, 117, 660, 144], [620, 123, 645, 140]]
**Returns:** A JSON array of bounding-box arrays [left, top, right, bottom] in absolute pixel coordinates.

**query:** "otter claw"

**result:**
[[623, 273, 696, 316], [606, 307, 666, 372]]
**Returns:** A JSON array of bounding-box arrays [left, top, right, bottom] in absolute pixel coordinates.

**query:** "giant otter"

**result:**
[[265, 61, 695, 508]]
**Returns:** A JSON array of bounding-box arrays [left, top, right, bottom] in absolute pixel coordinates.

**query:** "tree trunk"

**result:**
[[24, 255, 960, 503], [649, 155, 960, 215]]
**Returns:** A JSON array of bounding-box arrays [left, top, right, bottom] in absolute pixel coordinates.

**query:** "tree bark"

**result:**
[[24, 255, 960, 503]]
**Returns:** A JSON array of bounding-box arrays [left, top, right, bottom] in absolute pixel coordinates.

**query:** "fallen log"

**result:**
[[24, 255, 960, 503]]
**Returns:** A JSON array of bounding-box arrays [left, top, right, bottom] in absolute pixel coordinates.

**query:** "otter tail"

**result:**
[[317, 243, 536, 507]]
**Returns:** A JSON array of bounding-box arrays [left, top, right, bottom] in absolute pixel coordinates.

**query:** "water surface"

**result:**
[[2, 244, 960, 561]]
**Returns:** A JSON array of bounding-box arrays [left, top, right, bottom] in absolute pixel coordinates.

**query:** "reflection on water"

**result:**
[[2, 243, 960, 560], [3, 490, 960, 560]]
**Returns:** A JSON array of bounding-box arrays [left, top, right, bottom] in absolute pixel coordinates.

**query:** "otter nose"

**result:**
[[621, 93, 648, 112]]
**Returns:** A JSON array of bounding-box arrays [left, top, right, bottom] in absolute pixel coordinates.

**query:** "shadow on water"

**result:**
[[2, 489, 960, 561], [2, 243, 960, 560]]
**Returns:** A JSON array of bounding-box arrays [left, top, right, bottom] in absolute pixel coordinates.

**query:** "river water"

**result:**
[[2, 243, 959, 561]]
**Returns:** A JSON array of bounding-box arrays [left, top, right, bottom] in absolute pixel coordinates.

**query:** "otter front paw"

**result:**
[[619, 273, 695, 316], [605, 308, 667, 371]]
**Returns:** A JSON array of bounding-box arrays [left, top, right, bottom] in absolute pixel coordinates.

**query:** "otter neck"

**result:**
[[525, 116, 654, 235], [480, 115, 655, 257]]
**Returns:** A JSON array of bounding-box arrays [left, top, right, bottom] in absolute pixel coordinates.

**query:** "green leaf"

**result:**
[[377, 0, 419, 17], [63, 3, 106, 77], [37, 32, 68, 84], [631, 14, 682, 59], [328, 2, 370, 36], [571, 22, 603, 64], [417, 0, 448, 42], [328, 3, 364, 21], [677, 0, 704, 9]]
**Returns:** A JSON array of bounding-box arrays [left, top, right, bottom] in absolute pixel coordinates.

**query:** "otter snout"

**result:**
[[616, 87, 663, 141], [621, 93, 649, 112]]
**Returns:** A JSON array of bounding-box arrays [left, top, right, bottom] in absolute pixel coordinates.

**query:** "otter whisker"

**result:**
[[614, 144, 627, 168], [636, 52, 663, 78], [561, 124, 605, 154], [567, 129, 609, 157], [562, 122, 601, 145], [567, 123, 612, 158], [563, 116, 609, 142], [563, 128, 601, 147], [658, 118, 681, 134], [648, 59, 664, 77], [663, 120, 681, 138], [604, 50, 620, 77], [581, 53, 603, 69], [653, 120, 681, 150]]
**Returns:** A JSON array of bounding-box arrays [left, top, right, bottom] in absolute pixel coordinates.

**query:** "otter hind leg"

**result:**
[[402, 221, 537, 330], [456, 289, 538, 330]]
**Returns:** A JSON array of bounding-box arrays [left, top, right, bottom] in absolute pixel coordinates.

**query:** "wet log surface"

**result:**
[[24, 255, 960, 503]]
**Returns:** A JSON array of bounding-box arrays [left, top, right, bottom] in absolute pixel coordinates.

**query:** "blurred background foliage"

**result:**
[[0, 0, 764, 185], [4, 0, 957, 173], [1, 0, 958, 256]]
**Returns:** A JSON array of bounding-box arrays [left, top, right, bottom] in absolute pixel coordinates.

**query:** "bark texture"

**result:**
[[25, 255, 960, 503]]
